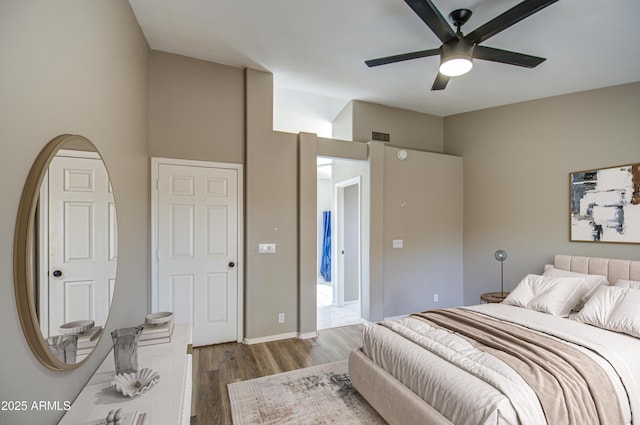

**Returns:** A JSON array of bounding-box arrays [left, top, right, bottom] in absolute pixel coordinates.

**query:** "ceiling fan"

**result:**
[[365, 0, 558, 90]]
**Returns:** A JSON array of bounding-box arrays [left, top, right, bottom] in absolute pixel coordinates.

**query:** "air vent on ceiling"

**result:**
[[372, 131, 390, 142]]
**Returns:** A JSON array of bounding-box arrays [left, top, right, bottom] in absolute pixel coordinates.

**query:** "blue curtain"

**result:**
[[320, 211, 331, 282]]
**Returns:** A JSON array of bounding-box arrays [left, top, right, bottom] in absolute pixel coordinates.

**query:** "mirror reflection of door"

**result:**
[[38, 150, 116, 337]]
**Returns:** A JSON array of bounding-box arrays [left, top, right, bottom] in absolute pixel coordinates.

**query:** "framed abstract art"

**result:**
[[570, 163, 640, 243]]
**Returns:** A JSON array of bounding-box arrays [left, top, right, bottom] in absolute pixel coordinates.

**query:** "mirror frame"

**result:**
[[14, 134, 110, 370]]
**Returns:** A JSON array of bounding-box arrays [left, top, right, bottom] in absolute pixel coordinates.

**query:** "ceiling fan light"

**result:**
[[439, 58, 473, 77], [439, 38, 474, 77]]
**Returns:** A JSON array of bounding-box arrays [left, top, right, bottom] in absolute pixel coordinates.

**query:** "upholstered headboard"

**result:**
[[554, 255, 640, 284]]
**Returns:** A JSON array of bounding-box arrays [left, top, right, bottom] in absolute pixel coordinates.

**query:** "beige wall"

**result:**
[[382, 147, 463, 317], [0, 1, 149, 424], [351, 100, 444, 152], [444, 82, 640, 306], [368, 141, 386, 321], [148, 51, 245, 164], [298, 133, 320, 335], [332, 101, 354, 141], [245, 69, 299, 339], [147, 60, 301, 341]]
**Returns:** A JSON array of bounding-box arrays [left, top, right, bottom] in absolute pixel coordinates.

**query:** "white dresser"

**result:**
[[59, 323, 192, 425]]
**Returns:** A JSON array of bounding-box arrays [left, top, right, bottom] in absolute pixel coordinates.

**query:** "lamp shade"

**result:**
[[439, 39, 474, 77]]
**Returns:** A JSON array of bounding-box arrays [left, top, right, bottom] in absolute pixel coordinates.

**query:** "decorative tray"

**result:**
[[111, 368, 160, 397], [59, 320, 95, 334], [145, 311, 174, 325]]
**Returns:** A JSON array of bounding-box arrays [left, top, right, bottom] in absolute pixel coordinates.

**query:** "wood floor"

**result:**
[[190, 324, 364, 425]]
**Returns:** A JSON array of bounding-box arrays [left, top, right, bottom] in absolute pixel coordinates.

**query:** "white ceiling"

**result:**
[[129, 0, 640, 127]]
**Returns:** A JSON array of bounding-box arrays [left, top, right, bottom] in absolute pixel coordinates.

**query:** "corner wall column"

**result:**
[[298, 132, 318, 337], [368, 141, 385, 321]]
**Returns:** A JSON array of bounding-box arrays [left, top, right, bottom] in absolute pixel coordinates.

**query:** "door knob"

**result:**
[[228, 261, 236, 268], [52, 270, 63, 277]]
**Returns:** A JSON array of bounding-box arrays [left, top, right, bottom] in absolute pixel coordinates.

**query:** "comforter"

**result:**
[[362, 303, 639, 425]]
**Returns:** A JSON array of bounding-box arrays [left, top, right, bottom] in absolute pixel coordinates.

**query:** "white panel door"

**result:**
[[48, 155, 116, 335], [157, 164, 238, 346]]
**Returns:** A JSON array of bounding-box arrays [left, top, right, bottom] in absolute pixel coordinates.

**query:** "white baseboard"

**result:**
[[243, 331, 298, 345], [298, 331, 318, 339], [383, 314, 409, 321], [359, 318, 374, 326]]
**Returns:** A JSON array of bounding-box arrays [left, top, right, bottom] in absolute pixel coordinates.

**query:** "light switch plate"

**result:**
[[392, 239, 403, 249], [259, 243, 276, 254]]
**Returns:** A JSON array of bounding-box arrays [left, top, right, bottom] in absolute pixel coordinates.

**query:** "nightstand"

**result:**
[[481, 292, 509, 303]]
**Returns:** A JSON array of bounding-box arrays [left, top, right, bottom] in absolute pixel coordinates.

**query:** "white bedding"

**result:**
[[362, 303, 638, 425]]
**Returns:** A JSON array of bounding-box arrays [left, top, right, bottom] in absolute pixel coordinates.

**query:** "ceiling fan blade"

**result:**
[[365, 49, 440, 67], [404, 0, 457, 44], [465, 0, 558, 45], [474, 45, 546, 68], [431, 73, 450, 91]]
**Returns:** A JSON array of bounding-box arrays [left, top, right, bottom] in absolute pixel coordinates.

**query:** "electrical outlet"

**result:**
[[434, 293, 439, 303], [278, 313, 285, 323]]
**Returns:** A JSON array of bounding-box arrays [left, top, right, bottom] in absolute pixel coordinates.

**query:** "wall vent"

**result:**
[[371, 131, 390, 142]]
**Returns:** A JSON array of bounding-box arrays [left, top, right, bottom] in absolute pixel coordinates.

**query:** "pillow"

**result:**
[[614, 279, 640, 290], [542, 266, 609, 310], [573, 286, 640, 338], [503, 274, 588, 316]]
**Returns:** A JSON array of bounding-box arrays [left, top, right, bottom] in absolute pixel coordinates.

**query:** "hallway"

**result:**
[[317, 282, 362, 330]]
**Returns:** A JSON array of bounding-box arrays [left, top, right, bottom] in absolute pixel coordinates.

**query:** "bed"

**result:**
[[348, 255, 640, 425]]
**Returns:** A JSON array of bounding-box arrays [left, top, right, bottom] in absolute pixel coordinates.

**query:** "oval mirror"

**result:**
[[14, 134, 117, 370]]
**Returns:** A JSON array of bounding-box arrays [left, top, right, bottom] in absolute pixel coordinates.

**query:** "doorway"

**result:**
[[317, 158, 363, 330]]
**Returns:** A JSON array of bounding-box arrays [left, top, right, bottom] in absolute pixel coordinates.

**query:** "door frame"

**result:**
[[150, 157, 244, 343], [333, 176, 361, 308]]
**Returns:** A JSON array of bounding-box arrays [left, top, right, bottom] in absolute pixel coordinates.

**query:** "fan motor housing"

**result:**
[[441, 38, 475, 61]]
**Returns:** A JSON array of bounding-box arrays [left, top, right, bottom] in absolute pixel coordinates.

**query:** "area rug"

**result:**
[[227, 360, 386, 424]]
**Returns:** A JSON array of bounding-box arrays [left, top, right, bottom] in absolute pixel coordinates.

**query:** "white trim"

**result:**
[[359, 319, 374, 327], [150, 157, 244, 343], [383, 314, 409, 321], [298, 331, 319, 339], [181, 354, 193, 425], [243, 332, 298, 345]]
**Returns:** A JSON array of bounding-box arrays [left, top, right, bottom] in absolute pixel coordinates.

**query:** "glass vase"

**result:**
[[47, 334, 78, 364], [111, 326, 143, 375]]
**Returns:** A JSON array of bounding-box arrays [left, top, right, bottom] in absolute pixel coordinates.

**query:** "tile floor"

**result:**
[[317, 280, 363, 330]]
